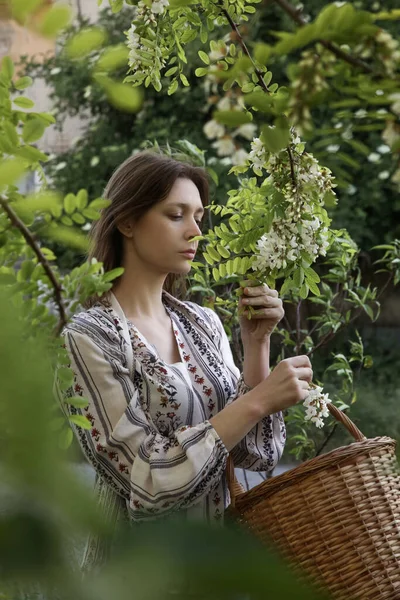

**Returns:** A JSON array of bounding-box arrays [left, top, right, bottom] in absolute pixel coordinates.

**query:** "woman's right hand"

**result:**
[[256, 355, 313, 415]]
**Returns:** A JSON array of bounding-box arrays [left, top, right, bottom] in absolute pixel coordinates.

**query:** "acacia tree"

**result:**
[[0, 0, 400, 462]]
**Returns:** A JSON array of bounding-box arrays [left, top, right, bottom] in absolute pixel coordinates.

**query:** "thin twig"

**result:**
[[315, 422, 338, 456], [0, 197, 67, 336], [219, 6, 271, 94], [295, 299, 302, 353], [273, 0, 375, 74], [219, 3, 298, 185]]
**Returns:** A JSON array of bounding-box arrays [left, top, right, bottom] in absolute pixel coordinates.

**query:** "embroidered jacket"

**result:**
[[60, 291, 286, 523]]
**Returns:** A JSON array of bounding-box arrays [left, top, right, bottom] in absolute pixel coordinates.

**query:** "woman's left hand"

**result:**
[[239, 281, 285, 343]]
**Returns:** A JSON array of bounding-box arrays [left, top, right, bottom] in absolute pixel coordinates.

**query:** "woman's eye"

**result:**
[[169, 215, 182, 220]]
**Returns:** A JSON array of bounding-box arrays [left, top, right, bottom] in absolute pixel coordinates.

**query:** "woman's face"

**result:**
[[124, 177, 204, 275]]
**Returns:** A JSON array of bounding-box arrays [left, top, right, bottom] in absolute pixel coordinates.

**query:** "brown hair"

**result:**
[[85, 151, 209, 307]]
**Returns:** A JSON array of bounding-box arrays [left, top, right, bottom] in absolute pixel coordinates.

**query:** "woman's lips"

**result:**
[[180, 251, 196, 259]]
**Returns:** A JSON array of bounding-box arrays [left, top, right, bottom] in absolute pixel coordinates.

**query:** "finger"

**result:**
[[295, 367, 313, 383], [243, 284, 278, 298], [286, 355, 312, 368], [242, 296, 282, 308], [298, 379, 311, 390], [246, 309, 284, 320]]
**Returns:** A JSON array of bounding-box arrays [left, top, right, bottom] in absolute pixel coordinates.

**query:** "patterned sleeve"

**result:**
[[203, 307, 286, 472], [58, 323, 229, 521]]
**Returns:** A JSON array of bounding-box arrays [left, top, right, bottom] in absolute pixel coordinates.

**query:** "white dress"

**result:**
[[59, 291, 286, 525]]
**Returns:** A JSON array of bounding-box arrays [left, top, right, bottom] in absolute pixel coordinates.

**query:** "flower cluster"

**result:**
[[304, 385, 331, 429], [125, 1, 169, 86], [249, 134, 332, 273]]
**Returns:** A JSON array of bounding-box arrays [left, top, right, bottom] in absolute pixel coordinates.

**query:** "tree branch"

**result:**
[[218, 3, 298, 189], [0, 197, 67, 337], [273, 0, 375, 74]]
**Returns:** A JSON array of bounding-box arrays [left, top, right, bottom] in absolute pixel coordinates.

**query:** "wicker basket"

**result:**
[[226, 404, 400, 600]]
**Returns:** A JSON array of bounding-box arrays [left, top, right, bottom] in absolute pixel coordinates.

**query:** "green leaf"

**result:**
[[103, 267, 124, 282], [0, 158, 27, 190], [304, 267, 320, 283], [254, 43, 272, 65], [70, 415, 92, 430], [195, 67, 208, 77], [13, 96, 35, 109], [1, 56, 14, 80], [165, 67, 178, 77], [168, 80, 179, 95], [307, 279, 320, 296], [42, 224, 89, 252], [76, 189, 88, 210], [293, 267, 304, 288], [207, 246, 221, 262], [67, 27, 108, 59], [14, 76, 33, 90], [64, 193, 76, 214], [38, 3, 73, 37], [10, 0, 45, 23], [96, 44, 129, 72], [261, 120, 290, 154], [244, 91, 274, 112], [198, 50, 210, 65], [180, 73, 189, 87], [64, 396, 89, 408], [214, 110, 252, 126], [89, 197, 111, 210], [59, 427, 73, 450], [168, 0, 195, 6], [22, 117, 46, 143], [15, 145, 48, 163], [98, 77, 144, 113], [110, 0, 123, 12], [217, 244, 230, 259]]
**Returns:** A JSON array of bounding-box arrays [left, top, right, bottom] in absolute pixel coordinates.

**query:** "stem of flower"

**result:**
[[0, 196, 68, 337]]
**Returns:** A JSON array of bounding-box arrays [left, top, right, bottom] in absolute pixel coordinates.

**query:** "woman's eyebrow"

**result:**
[[169, 202, 204, 214]]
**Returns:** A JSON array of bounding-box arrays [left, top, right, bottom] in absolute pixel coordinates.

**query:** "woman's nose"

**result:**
[[186, 220, 202, 238]]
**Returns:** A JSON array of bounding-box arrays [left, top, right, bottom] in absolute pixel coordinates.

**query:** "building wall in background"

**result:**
[[0, 0, 101, 156]]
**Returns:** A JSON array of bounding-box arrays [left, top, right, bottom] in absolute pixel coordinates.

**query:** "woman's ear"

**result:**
[[117, 219, 134, 238]]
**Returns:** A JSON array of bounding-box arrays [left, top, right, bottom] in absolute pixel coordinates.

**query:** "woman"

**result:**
[[60, 151, 312, 528]]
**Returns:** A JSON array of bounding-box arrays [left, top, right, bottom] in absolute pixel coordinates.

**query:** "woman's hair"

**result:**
[[85, 151, 209, 307]]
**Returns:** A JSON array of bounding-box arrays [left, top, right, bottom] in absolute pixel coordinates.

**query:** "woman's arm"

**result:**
[[242, 337, 270, 388]]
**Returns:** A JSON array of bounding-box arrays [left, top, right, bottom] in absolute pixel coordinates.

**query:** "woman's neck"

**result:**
[[112, 271, 168, 322]]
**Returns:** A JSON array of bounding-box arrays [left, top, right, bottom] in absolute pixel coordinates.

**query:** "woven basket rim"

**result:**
[[235, 435, 396, 511]]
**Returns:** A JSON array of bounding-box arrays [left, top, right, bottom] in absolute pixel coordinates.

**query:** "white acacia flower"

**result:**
[[217, 96, 231, 111], [378, 170, 390, 180], [203, 119, 225, 140], [368, 152, 381, 163], [304, 386, 331, 428], [327, 144, 340, 153], [231, 148, 249, 166], [212, 136, 236, 156], [234, 123, 257, 141], [151, 0, 169, 13], [354, 109, 367, 119], [389, 93, 400, 115], [382, 122, 400, 147], [377, 144, 391, 154]]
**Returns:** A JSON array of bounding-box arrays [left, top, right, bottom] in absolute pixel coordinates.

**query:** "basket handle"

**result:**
[[327, 402, 366, 442], [227, 404, 366, 507]]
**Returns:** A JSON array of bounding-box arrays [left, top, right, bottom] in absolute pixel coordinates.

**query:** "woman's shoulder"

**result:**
[[62, 301, 122, 345], [168, 294, 222, 334]]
